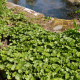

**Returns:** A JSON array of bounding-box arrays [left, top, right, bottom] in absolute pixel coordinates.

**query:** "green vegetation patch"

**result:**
[[0, 0, 6, 15], [0, 4, 80, 80]]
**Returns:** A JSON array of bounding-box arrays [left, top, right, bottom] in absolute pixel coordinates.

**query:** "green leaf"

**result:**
[[76, 52, 80, 57], [11, 65, 15, 70], [0, 42, 3, 46], [65, 73, 69, 79], [0, 64, 5, 69], [15, 74, 21, 80]]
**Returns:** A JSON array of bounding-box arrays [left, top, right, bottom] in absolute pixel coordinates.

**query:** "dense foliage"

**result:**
[[0, 0, 6, 15], [0, 1, 80, 80]]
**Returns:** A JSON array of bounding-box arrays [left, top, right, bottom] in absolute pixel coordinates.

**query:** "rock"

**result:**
[[66, 0, 80, 5], [6, 2, 44, 18], [68, 0, 80, 3], [53, 25, 63, 31]]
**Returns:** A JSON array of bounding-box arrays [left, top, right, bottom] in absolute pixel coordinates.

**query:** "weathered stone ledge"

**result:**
[[6, 2, 80, 32], [68, 0, 80, 4], [64, 0, 80, 5], [6, 2, 44, 18]]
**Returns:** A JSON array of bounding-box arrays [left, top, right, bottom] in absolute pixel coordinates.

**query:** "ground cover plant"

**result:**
[[0, 1, 80, 80], [0, 0, 6, 15]]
